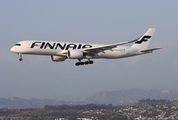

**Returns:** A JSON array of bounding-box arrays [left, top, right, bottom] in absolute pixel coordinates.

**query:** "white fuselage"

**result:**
[[11, 40, 142, 59]]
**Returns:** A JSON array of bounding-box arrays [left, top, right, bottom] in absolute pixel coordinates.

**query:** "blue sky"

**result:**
[[0, 0, 178, 100]]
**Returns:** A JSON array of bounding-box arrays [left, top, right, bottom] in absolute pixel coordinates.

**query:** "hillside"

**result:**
[[83, 88, 178, 105], [0, 89, 178, 108]]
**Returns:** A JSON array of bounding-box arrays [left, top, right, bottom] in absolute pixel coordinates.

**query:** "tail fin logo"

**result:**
[[135, 36, 151, 44]]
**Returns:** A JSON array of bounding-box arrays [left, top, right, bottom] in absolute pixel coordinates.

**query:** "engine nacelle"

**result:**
[[67, 50, 83, 59], [50, 56, 66, 62]]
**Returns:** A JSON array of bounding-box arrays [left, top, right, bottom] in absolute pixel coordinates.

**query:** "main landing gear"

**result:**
[[75, 60, 94, 66], [19, 53, 23, 61]]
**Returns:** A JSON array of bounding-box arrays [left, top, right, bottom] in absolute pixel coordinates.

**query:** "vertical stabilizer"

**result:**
[[131, 28, 155, 50]]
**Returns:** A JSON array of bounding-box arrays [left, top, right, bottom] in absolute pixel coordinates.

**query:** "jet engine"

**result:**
[[67, 50, 83, 59], [50, 56, 66, 62]]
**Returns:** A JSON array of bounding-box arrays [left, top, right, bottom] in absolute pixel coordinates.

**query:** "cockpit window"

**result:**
[[15, 44, 21, 46]]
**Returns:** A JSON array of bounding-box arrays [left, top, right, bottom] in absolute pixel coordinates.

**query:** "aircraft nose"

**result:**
[[10, 47, 15, 52]]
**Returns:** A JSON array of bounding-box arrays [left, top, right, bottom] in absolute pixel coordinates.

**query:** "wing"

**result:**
[[57, 37, 140, 57], [83, 37, 140, 53]]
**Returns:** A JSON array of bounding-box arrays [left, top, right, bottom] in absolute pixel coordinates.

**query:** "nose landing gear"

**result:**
[[19, 53, 23, 61]]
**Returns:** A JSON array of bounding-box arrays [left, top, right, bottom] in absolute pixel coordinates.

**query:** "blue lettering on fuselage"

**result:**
[[66, 44, 77, 50], [30, 42, 41, 48], [30, 42, 92, 50], [44, 42, 56, 49], [55, 43, 66, 50]]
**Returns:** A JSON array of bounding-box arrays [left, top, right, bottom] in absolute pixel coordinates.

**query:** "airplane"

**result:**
[[10, 28, 161, 66]]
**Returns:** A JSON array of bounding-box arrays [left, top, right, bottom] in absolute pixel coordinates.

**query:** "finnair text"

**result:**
[[30, 42, 92, 50]]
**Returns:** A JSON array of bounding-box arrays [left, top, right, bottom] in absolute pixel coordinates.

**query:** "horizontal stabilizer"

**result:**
[[140, 48, 162, 53]]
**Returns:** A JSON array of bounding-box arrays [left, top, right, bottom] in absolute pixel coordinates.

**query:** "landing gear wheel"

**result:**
[[19, 58, 23, 61], [75, 60, 94, 66], [75, 62, 84, 66], [84, 61, 89, 65], [75, 62, 80, 66], [81, 62, 84, 65], [89, 61, 93, 64]]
